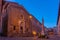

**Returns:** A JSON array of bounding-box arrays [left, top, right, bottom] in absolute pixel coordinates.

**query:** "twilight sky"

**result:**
[[6, 0, 59, 28]]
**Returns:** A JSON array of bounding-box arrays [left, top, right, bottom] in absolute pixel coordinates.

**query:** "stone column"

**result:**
[[23, 20, 25, 34], [0, 0, 3, 33]]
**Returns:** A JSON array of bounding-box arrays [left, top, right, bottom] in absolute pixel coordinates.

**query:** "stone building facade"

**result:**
[[57, 2, 60, 35], [0, 0, 45, 37]]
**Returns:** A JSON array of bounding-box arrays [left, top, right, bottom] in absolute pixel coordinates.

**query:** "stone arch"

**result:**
[[19, 20, 25, 34]]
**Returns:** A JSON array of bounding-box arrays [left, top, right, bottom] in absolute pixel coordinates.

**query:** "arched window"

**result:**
[[20, 26, 23, 30], [20, 15, 23, 19], [20, 26, 23, 33], [13, 26, 16, 30], [26, 28, 28, 32]]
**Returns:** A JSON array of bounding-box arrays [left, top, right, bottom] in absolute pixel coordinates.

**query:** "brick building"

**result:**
[[0, 0, 45, 37], [57, 2, 60, 35]]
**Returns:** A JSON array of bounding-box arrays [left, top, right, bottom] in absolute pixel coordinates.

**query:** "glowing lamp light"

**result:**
[[32, 31, 36, 35], [18, 20, 21, 24], [29, 16, 32, 19]]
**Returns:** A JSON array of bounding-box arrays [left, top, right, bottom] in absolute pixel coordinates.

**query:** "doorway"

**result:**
[[2, 14, 8, 36]]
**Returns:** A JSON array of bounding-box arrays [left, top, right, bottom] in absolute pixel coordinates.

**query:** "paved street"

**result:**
[[0, 35, 60, 40], [48, 35, 60, 40], [38, 35, 60, 40]]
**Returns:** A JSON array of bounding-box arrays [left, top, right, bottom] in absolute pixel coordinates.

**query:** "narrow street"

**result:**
[[0, 35, 60, 40], [38, 35, 60, 40]]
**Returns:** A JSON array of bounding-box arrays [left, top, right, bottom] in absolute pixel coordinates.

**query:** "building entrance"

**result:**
[[2, 14, 8, 36]]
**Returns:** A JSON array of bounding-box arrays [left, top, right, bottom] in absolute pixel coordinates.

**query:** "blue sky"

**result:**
[[6, 0, 59, 28]]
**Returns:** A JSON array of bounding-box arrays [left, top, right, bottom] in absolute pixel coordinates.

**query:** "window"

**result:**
[[20, 10, 24, 13], [20, 15, 23, 19], [13, 26, 16, 30], [20, 26, 23, 30], [26, 28, 28, 32]]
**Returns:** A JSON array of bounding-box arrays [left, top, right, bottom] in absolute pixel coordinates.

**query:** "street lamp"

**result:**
[[32, 31, 36, 36], [29, 15, 32, 19], [32, 31, 37, 40]]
